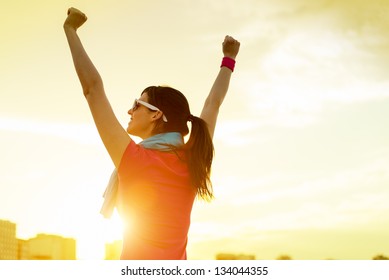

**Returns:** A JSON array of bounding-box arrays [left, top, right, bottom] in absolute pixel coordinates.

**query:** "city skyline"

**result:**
[[1, 0, 389, 260], [1, 218, 388, 260], [0, 219, 76, 260]]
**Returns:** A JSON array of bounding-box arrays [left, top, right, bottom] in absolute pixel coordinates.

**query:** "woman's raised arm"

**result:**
[[64, 8, 131, 168], [200, 35, 240, 139]]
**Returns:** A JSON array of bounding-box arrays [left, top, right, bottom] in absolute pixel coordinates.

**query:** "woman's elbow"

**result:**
[[82, 80, 104, 97]]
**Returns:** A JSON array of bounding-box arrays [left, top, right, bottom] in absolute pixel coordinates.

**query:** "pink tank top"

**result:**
[[117, 140, 196, 259]]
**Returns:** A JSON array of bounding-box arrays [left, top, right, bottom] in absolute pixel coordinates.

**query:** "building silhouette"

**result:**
[[25, 234, 76, 260], [17, 239, 29, 260], [0, 219, 76, 260], [0, 220, 18, 260], [105, 240, 123, 260], [216, 253, 256, 260]]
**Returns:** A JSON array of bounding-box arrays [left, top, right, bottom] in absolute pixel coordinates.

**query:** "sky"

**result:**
[[1, 0, 389, 260]]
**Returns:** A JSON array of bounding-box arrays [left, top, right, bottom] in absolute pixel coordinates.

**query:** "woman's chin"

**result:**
[[126, 126, 133, 135], [127, 127, 139, 138]]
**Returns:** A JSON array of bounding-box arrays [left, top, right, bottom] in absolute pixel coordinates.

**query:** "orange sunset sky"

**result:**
[[1, 0, 389, 259]]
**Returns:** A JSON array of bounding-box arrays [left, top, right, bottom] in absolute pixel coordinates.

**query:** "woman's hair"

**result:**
[[142, 86, 214, 201]]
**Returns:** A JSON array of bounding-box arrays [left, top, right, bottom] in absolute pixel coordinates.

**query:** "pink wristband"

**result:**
[[220, 57, 236, 72]]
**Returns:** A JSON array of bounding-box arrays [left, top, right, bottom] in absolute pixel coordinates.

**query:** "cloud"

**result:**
[[198, 151, 389, 237], [213, 119, 261, 146], [232, 0, 389, 128], [0, 117, 100, 146]]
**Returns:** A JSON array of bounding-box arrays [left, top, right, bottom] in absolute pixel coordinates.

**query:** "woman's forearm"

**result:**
[[64, 26, 103, 96], [205, 67, 232, 108]]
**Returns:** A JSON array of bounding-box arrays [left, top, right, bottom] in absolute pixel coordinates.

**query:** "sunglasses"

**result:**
[[131, 99, 168, 122]]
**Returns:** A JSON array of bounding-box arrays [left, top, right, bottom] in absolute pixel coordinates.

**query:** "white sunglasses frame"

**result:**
[[132, 99, 168, 122]]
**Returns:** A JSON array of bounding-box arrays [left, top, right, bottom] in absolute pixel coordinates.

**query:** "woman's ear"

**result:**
[[152, 111, 164, 121]]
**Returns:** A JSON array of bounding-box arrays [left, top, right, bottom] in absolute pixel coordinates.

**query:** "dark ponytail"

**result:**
[[185, 115, 214, 201], [144, 86, 215, 200]]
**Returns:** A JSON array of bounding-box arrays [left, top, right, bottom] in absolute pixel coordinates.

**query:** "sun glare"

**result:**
[[75, 210, 125, 260], [105, 210, 125, 242]]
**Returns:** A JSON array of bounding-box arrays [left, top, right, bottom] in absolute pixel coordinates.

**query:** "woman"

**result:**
[[64, 7, 240, 260]]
